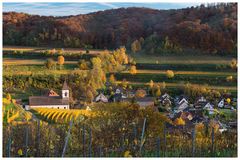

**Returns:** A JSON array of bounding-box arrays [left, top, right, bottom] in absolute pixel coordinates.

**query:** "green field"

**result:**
[[3, 46, 237, 98]]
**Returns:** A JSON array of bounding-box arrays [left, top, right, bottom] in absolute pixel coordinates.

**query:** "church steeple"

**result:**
[[62, 80, 69, 99], [62, 80, 69, 90]]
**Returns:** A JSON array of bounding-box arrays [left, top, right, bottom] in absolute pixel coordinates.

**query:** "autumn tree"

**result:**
[[166, 70, 174, 78], [109, 74, 116, 84], [230, 58, 237, 69], [129, 65, 137, 75], [131, 40, 141, 53], [175, 117, 185, 126], [131, 41, 137, 53], [57, 55, 65, 70], [45, 58, 56, 70], [78, 59, 89, 70], [226, 75, 233, 82], [149, 80, 154, 88], [135, 89, 146, 98], [155, 86, 161, 97], [6, 93, 11, 101]]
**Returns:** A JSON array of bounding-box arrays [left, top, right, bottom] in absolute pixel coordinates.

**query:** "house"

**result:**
[[174, 96, 189, 113], [122, 97, 155, 108], [218, 98, 233, 109], [135, 97, 155, 108], [218, 99, 225, 108], [94, 93, 108, 103], [158, 93, 173, 106], [26, 81, 70, 110], [194, 96, 208, 109], [108, 88, 123, 102], [203, 102, 214, 115]]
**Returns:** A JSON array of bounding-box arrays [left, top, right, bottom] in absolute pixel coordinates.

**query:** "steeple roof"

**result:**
[[62, 80, 69, 90]]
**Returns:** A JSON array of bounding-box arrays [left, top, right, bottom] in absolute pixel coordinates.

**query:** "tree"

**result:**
[[131, 40, 141, 53], [149, 80, 154, 88], [175, 117, 185, 126], [226, 98, 231, 104], [135, 89, 146, 98], [45, 58, 56, 69], [131, 41, 137, 53], [6, 93, 11, 101], [129, 65, 137, 75], [230, 58, 237, 69], [226, 75, 233, 82], [161, 81, 166, 90], [78, 59, 89, 70], [139, 37, 144, 44], [166, 70, 174, 78], [155, 87, 161, 97], [109, 74, 116, 84], [57, 55, 65, 70]]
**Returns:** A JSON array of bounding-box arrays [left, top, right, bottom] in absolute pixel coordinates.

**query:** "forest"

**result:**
[[3, 3, 237, 55]]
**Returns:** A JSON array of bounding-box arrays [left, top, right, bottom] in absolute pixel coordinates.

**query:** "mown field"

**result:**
[[3, 46, 237, 98]]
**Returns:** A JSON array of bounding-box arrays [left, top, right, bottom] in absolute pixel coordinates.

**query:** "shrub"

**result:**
[[166, 70, 174, 78]]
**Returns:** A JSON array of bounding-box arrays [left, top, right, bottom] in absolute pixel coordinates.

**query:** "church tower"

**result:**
[[62, 80, 69, 99]]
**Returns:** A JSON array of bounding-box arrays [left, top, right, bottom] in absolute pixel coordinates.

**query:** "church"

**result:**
[[25, 81, 70, 110]]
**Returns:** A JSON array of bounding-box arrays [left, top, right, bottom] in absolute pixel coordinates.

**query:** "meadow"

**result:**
[[3, 46, 237, 99]]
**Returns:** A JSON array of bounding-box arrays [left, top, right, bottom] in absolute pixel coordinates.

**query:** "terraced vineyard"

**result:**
[[32, 108, 97, 123]]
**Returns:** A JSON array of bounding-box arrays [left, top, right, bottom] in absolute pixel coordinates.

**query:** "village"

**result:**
[[22, 80, 237, 133]]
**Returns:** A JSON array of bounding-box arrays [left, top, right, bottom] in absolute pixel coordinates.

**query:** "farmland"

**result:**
[[2, 3, 238, 158], [3, 46, 237, 95]]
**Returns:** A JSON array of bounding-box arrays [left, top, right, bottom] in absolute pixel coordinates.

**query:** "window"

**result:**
[[65, 92, 68, 97], [58, 107, 59, 109]]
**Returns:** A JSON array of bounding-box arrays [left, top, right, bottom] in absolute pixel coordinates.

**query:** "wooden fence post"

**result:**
[[192, 127, 196, 157], [82, 125, 85, 157], [211, 127, 214, 155], [99, 146, 102, 157], [7, 125, 12, 157], [25, 125, 29, 157], [61, 119, 74, 157], [35, 120, 41, 157], [163, 123, 166, 156], [88, 128, 92, 157], [156, 137, 160, 157], [139, 118, 147, 154]]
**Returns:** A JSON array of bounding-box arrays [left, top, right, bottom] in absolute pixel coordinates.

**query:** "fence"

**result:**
[[3, 119, 237, 157]]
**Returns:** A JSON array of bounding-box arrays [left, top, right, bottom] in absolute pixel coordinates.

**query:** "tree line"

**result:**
[[3, 3, 237, 55]]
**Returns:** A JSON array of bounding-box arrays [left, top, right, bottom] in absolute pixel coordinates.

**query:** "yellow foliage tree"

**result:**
[[226, 98, 231, 104], [149, 80, 154, 88], [109, 74, 116, 84], [166, 70, 174, 78], [130, 65, 137, 75], [175, 117, 185, 126], [135, 89, 146, 98], [58, 55, 65, 70]]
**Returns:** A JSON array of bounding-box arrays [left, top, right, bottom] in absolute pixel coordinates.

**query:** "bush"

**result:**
[[166, 70, 174, 78]]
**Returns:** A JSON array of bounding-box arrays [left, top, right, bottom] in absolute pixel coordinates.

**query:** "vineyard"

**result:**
[[32, 108, 96, 123], [2, 103, 238, 157]]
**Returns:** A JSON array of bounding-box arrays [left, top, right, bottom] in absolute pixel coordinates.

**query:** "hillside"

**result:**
[[3, 3, 237, 55]]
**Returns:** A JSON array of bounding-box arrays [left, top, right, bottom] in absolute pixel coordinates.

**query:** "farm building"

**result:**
[[25, 81, 70, 110]]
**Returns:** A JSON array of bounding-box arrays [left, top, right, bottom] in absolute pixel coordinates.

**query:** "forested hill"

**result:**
[[3, 3, 237, 55]]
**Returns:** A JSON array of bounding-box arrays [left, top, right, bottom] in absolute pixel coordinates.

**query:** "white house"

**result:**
[[175, 98, 189, 113], [94, 93, 108, 103], [203, 102, 214, 115], [26, 81, 70, 110], [218, 99, 225, 108]]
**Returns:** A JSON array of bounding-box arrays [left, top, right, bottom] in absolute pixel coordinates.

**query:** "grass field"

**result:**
[[131, 53, 234, 64], [3, 45, 105, 55], [3, 46, 237, 98]]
